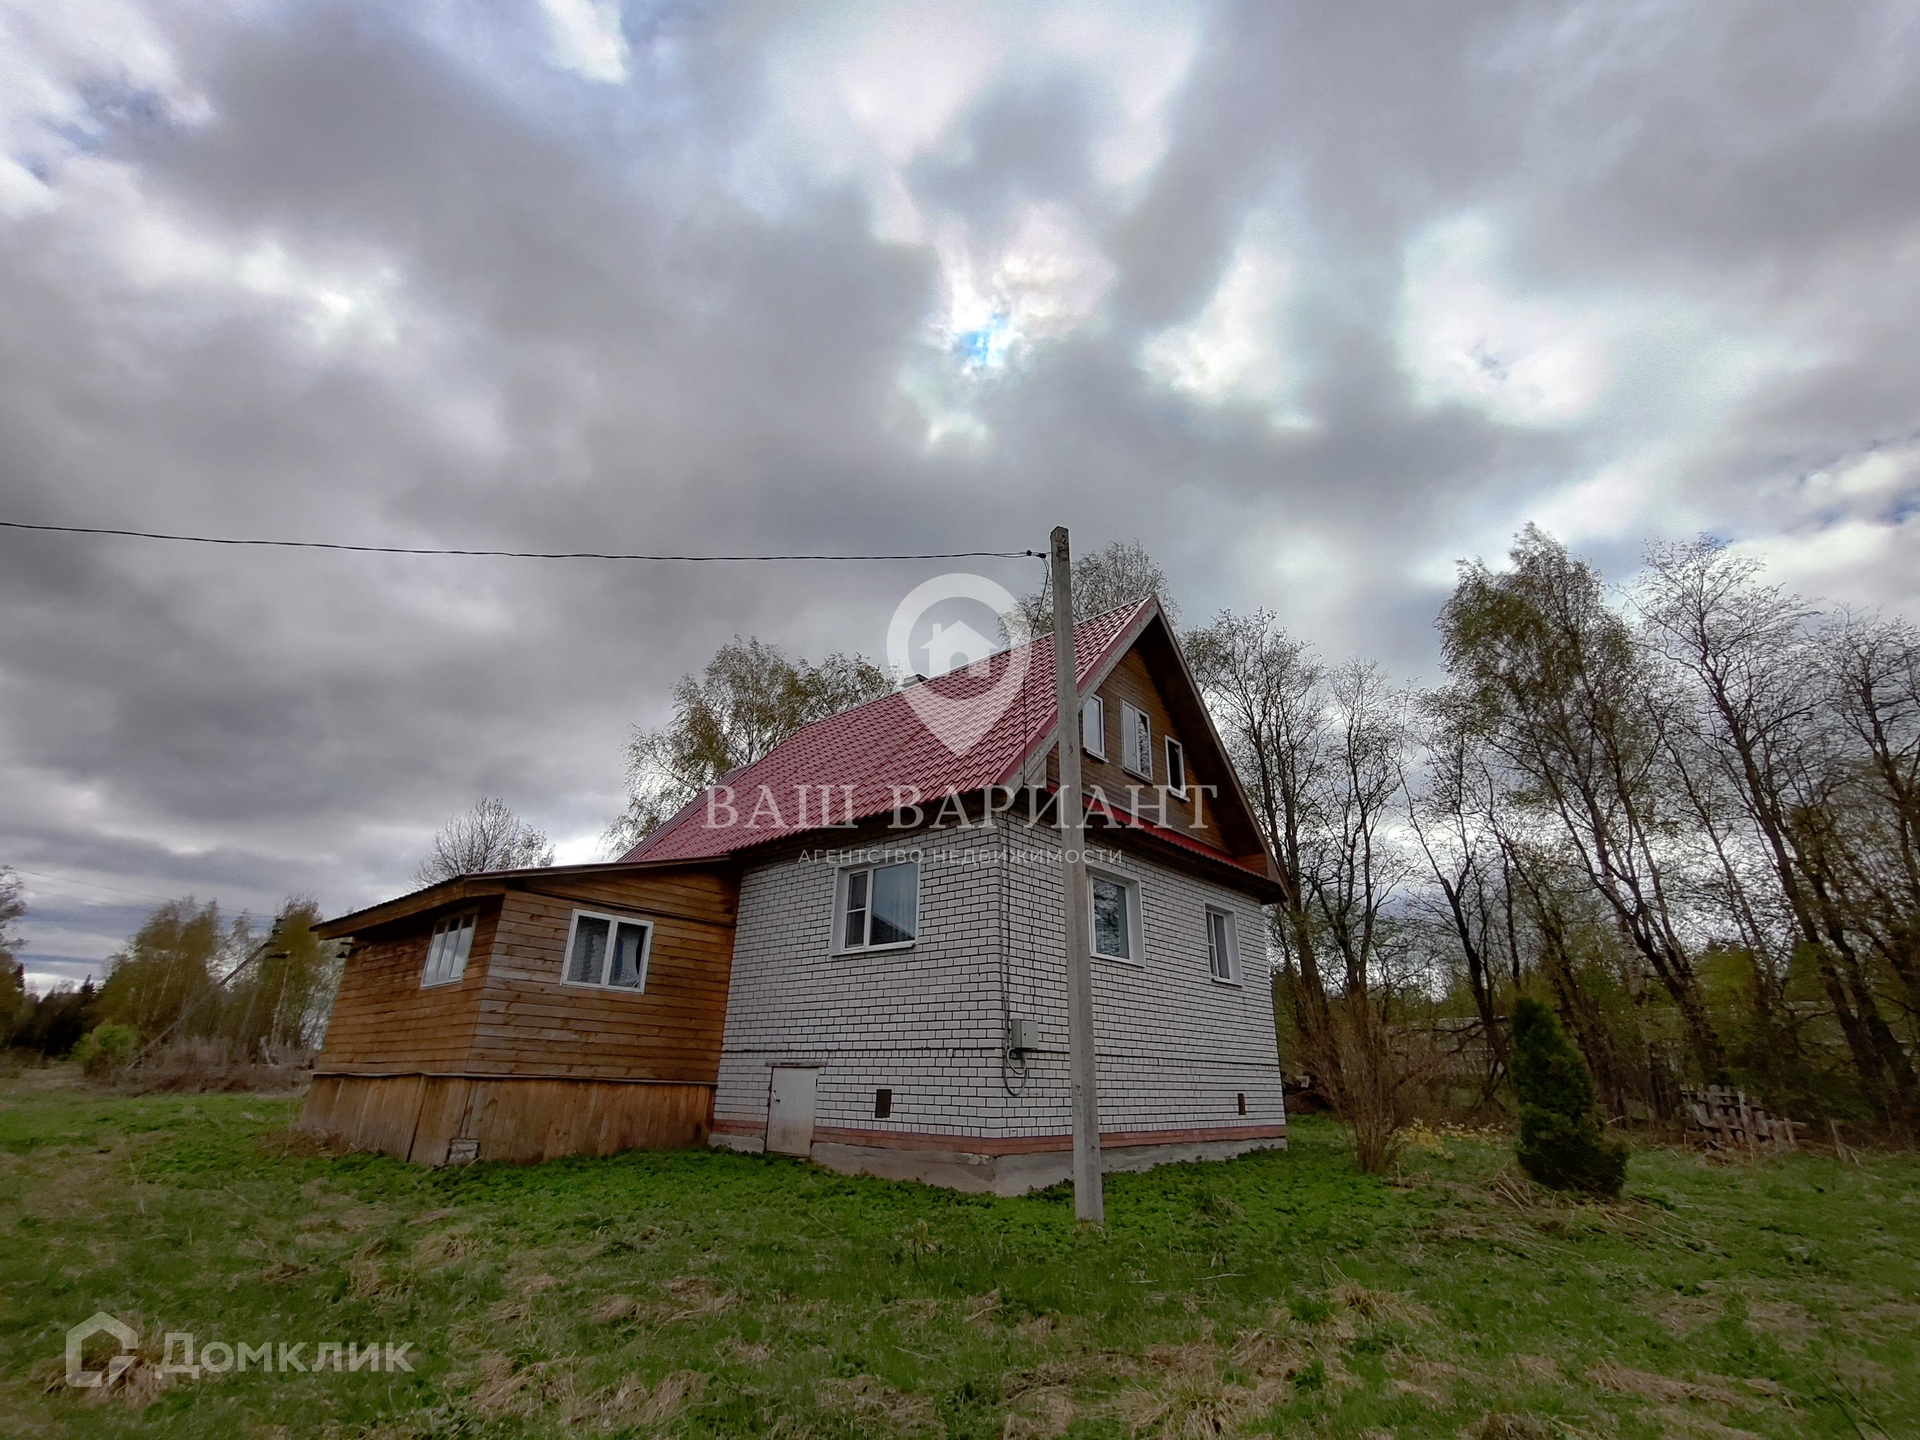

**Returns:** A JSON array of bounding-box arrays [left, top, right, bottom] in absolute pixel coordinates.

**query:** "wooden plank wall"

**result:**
[[312, 904, 501, 1070], [1055, 648, 1231, 850], [466, 870, 739, 1082], [301, 1074, 713, 1164]]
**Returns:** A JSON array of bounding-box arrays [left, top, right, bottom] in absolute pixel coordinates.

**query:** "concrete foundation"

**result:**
[[711, 1127, 1287, 1196]]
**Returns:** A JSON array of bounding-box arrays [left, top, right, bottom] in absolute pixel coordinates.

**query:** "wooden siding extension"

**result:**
[[301, 1074, 713, 1164], [312, 903, 501, 1071], [468, 869, 738, 1081], [301, 864, 739, 1165]]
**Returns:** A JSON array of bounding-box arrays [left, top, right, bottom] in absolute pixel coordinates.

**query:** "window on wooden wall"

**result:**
[[1206, 906, 1240, 984], [835, 858, 919, 952], [1164, 736, 1187, 797], [1089, 869, 1142, 964], [1121, 702, 1153, 780], [562, 910, 653, 991], [1081, 694, 1106, 759], [420, 911, 477, 987]]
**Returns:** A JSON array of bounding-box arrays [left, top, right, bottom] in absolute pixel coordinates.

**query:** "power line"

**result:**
[[9, 868, 179, 903], [0, 519, 1040, 563], [15, 883, 152, 911]]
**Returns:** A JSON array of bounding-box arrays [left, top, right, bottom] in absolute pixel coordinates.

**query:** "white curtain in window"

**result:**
[[1092, 876, 1130, 959], [869, 862, 917, 945], [606, 921, 646, 988], [568, 915, 610, 984]]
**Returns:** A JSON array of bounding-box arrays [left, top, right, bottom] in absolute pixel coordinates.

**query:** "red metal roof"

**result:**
[[625, 598, 1157, 864]]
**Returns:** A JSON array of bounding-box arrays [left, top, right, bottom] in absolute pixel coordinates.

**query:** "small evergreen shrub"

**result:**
[[72, 1022, 137, 1080], [1510, 998, 1627, 1197]]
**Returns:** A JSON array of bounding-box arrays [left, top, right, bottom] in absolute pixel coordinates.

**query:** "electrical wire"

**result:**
[[0, 519, 1040, 563], [9, 868, 180, 904]]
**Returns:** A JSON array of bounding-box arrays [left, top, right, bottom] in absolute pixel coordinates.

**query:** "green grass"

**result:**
[[2, 1072, 1917, 1438]]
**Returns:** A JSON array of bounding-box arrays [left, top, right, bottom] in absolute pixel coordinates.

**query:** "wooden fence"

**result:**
[[1680, 1085, 1800, 1156]]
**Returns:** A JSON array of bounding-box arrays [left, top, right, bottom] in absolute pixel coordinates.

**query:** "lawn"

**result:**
[[1, 1072, 1916, 1438]]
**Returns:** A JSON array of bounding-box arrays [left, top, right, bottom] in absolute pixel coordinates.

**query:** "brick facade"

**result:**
[[712, 812, 1287, 1161]]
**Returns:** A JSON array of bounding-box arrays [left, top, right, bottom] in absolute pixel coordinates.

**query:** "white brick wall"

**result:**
[[714, 814, 1288, 1144]]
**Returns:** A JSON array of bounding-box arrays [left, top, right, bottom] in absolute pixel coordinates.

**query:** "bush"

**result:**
[[71, 1022, 137, 1080], [1511, 998, 1627, 1197]]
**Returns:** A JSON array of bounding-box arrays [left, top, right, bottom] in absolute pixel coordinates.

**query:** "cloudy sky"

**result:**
[[5, 1, 1918, 988]]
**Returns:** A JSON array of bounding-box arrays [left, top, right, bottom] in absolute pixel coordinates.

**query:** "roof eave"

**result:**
[[314, 856, 733, 940]]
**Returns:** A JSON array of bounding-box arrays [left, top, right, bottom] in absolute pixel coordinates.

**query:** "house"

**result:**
[[302, 596, 1289, 1193]]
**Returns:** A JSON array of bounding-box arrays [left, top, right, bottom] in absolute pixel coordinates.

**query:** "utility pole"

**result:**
[[1049, 524, 1104, 1223]]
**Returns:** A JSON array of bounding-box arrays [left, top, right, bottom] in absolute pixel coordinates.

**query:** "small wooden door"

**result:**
[[766, 1067, 820, 1157]]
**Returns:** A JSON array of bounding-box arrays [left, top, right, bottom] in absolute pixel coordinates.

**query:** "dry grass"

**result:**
[[1511, 1353, 1561, 1382], [1639, 1289, 1721, 1335], [1468, 1415, 1558, 1440], [1585, 1361, 1758, 1409], [816, 1374, 940, 1435], [117, 1040, 312, 1096], [1329, 1280, 1435, 1328], [1744, 1299, 1817, 1348]]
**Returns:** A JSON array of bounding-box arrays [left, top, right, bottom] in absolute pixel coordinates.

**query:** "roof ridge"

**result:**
[[746, 596, 1153, 751]]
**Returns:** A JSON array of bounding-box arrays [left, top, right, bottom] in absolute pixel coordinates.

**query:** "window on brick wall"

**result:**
[[421, 911, 477, 987], [1089, 868, 1142, 964], [1206, 906, 1240, 984], [835, 858, 919, 952], [562, 909, 653, 990]]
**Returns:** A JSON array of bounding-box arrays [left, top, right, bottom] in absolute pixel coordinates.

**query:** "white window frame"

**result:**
[[1121, 701, 1153, 781], [560, 908, 654, 992], [832, 856, 921, 955], [1206, 905, 1241, 985], [1081, 693, 1106, 760], [1165, 736, 1187, 798], [420, 910, 477, 988], [1087, 866, 1144, 966]]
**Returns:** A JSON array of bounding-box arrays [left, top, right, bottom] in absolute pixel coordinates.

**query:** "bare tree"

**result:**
[[1641, 541, 1918, 1122], [1014, 538, 1179, 637], [0, 868, 26, 1037], [1407, 693, 1514, 1091], [1439, 527, 1727, 1083], [606, 638, 891, 851], [1825, 613, 1920, 1020], [1186, 610, 1333, 1038], [1299, 661, 1420, 1170], [416, 797, 556, 887]]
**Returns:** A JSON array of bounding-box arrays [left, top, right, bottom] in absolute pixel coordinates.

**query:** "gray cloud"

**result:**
[[2, 0, 1917, 973]]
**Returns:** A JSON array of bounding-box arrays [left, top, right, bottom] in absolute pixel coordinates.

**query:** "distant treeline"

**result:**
[[1, 881, 342, 1064]]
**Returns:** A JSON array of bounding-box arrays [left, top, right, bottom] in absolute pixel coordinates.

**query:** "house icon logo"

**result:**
[[922, 619, 995, 677], [65, 1312, 138, 1388], [887, 573, 1033, 756]]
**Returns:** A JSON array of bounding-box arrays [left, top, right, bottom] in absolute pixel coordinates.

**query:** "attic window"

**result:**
[[1165, 737, 1187, 797], [421, 911, 476, 988], [563, 910, 653, 991], [1082, 694, 1106, 759], [1121, 702, 1153, 780]]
